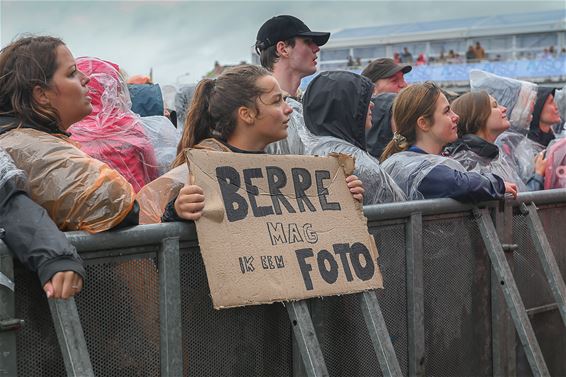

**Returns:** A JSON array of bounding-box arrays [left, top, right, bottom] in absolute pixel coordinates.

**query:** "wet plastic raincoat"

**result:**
[[174, 84, 196, 130], [265, 97, 306, 155], [444, 134, 529, 192], [68, 58, 159, 192], [302, 71, 406, 204], [470, 70, 544, 187], [0, 147, 85, 285], [137, 138, 230, 224], [381, 147, 505, 201], [0, 117, 136, 233], [544, 137, 566, 189]]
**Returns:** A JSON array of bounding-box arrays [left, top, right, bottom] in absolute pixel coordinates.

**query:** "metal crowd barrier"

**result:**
[[1, 189, 565, 376]]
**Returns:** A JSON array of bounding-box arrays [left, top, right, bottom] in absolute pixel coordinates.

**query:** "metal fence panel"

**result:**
[[513, 204, 566, 377], [9, 191, 566, 376], [422, 214, 492, 376]]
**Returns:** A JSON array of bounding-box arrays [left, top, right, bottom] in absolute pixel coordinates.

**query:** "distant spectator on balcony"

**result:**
[[393, 52, 401, 64], [560, 48, 566, 56], [416, 53, 426, 65], [347, 55, 355, 67], [474, 42, 485, 60], [254, 15, 330, 154], [548, 45, 556, 57], [361, 58, 412, 95], [466, 46, 477, 62], [401, 47, 413, 64], [355, 57, 362, 67]]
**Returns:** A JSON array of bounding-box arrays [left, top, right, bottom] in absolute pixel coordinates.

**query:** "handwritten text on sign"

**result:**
[[186, 149, 382, 309]]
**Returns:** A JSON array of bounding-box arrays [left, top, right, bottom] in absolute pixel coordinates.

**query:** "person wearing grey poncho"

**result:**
[[301, 71, 406, 204], [445, 91, 531, 192], [470, 70, 546, 190]]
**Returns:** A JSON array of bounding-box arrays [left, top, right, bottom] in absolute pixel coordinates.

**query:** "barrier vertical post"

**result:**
[[158, 237, 183, 376], [406, 212, 425, 376], [475, 207, 549, 376], [0, 249, 17, 377], [359, 290, 403, 376], [48, 298, 94, 377], [287, 301, 329, 377], [492, 203, 516, 376], [521, 202, 566, 326]]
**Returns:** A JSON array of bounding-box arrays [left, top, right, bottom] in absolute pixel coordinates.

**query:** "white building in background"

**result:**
[[316, 10, 565, 70], [251, 11, 566, 89]]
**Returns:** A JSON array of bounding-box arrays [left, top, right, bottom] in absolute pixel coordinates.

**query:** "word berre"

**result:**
[[216, 166, 341, 222], [296, 242, 375, 291]]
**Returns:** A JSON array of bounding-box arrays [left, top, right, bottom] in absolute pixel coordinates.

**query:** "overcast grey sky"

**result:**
[[1, 0, 564, 84]]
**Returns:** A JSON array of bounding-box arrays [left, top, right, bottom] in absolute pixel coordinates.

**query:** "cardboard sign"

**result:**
[[186, 149, 383, 309]]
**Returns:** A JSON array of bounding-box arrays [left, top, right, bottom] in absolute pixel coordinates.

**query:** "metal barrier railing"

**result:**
[[1, 189, 565, 376]]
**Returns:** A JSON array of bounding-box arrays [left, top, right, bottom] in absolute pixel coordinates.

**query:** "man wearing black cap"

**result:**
[[255, 15, 330, 97], [255, 15, 330, 154], [361, 58, 412, 95]]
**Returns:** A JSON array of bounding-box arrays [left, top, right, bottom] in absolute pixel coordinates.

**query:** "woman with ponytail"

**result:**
[[380, 82, 517, 201], [137, 65, 364, 223]]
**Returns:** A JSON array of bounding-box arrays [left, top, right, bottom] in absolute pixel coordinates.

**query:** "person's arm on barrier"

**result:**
[[0, 179, 85, 299], [418, 164, 506, 202]]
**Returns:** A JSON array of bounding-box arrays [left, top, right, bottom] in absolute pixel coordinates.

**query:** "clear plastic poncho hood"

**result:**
[[69, 57, 159, 192], [469, 69, 537, 131]]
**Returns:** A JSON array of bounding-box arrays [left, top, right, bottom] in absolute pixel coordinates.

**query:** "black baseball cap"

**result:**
[[361, 58, 412, 83], [255, 15, 330, 54]]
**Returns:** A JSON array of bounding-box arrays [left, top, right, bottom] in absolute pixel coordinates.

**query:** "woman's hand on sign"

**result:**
[[44, 271, 83, 300], [346, 175, 364, 203], [175, 184, 205, 220]]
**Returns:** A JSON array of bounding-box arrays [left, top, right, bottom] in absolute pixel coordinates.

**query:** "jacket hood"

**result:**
[[129, 84, 165, 117], [367, 92, 395, 158], [528, 87, 556, 146], [303, 71, 373, 150]]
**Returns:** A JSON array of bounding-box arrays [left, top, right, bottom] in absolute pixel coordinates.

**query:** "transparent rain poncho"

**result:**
[[300, 131, 407, 204], [136, 138, 230, 224], [448, 144, 529, 192], [266, 97, 306, 155], [174, 84, 197, 130], [0, 146, 26, 192], [554, 85, 566, 136], [0, 128, 135, 233], [381, 151, 469, 200], [301, 71, 406, 204], [139, 116, 181, 176], [137, 164, 187, 224], [544, 137, 566, 189], [69, 58, 159, 193], [470, 70, 543, 184]]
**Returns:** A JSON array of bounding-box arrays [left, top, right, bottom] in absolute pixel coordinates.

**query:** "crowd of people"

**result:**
[[0, 15, 565, 300]]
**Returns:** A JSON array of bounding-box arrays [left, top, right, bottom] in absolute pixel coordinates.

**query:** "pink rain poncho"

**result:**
[[69, 58, 159, 192]]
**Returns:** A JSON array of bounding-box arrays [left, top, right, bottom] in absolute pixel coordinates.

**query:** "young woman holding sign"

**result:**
[[144, 65, 364, 222], [380, 82, 517, 201]]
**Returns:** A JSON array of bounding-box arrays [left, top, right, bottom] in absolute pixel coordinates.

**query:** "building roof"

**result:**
[[326, 10, 565, 47]]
